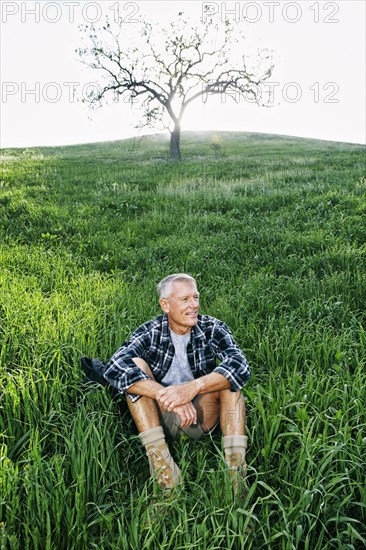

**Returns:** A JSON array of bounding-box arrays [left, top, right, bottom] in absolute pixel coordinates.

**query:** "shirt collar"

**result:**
[[161, 314, 171, 342], [192, 317, 205, 340], [160, 314, 205, 341]]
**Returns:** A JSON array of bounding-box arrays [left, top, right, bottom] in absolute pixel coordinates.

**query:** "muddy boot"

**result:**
[[223, 435, 248, 496], [139, 426, 181, 489]]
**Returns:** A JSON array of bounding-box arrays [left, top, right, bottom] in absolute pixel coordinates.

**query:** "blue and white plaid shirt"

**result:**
[[104, 314, 251, 402]]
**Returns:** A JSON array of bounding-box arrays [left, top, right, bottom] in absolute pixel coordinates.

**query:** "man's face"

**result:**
[[160, 281, 200, 334]]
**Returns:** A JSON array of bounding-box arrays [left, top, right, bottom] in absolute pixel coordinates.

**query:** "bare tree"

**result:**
[[77, 13, 274, 160]]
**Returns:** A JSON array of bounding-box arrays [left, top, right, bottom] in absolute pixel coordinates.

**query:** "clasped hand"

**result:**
[[156, 382, 199, 428]]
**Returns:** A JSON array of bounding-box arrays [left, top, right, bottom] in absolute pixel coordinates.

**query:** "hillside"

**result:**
[[1, 132, 365, 549]]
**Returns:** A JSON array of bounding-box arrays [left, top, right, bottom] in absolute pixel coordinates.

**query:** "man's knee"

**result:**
[[132, 358, 155, 379], [219, 390, 245, 425], [219, 388, 244, 403]]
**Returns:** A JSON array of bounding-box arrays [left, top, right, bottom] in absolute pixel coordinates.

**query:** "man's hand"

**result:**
[[156, 381, 200, 412], [172, 402, 197, 428]]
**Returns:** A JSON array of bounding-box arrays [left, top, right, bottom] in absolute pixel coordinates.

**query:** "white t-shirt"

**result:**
[[160, 330, 195, 386]]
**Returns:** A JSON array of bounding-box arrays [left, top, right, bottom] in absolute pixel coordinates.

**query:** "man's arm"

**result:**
[[103, 325, 154, 400], [210, 321, 251, 391], [127, 378, 164, 400]]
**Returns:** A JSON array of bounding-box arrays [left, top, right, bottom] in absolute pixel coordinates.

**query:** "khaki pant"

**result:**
[[160, 396, 218, 440]]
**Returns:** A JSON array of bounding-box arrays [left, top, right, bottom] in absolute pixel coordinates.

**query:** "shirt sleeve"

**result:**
[[210, 322, 251, 391], [103, 326, 151, 402]]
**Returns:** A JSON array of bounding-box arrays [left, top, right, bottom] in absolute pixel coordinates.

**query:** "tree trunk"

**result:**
[[170, 125, 181, 160]]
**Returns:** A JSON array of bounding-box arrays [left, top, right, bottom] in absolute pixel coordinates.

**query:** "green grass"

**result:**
[[0, 131, 365, 549]]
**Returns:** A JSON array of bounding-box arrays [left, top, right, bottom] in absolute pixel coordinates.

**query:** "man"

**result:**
[[104, 273, 251, 489]]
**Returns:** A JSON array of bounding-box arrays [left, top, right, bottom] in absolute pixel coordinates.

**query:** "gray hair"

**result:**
[[157, 273, 197, 299]]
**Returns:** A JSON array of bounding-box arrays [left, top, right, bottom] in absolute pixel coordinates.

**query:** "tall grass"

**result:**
[[1, 132, 365, 548]]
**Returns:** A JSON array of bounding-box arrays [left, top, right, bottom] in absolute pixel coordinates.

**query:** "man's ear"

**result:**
[[160, 298, 169, 313]]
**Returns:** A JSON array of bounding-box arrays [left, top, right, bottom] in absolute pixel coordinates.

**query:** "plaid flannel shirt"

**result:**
[[104, 314, 251, 402]]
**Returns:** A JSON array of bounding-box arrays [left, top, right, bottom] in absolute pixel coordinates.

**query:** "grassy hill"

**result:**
[[0, 132, 365, 549]]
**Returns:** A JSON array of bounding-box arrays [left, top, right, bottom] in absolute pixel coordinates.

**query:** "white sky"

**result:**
[[0, 0, 365, 148]]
